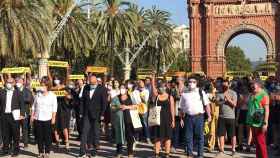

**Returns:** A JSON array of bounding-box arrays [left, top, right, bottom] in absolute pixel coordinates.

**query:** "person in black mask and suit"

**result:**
[[0, 77, 24, 157], [79, 74, 108, 158]]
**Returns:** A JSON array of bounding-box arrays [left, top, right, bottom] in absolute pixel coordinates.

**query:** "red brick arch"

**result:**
[[188, 0, 280, 78]]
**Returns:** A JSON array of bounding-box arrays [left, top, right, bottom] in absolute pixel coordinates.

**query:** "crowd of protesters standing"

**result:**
[[0, 71, 279, 158]]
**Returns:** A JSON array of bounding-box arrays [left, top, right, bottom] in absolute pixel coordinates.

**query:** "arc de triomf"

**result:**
[[188, 0, 279, 77]]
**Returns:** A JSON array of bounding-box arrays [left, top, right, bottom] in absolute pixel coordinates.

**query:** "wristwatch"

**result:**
[[263, 122, 267, 125]]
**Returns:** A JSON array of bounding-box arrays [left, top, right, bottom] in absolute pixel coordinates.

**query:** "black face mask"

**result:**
[[249, 86, 255, 93], [223, 85, 229, 92]]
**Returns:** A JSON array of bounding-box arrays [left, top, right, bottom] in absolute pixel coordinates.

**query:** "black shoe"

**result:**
[[245, 146, 252, 152], [11, 152, 19, 157], [91, 150, 97, 157]]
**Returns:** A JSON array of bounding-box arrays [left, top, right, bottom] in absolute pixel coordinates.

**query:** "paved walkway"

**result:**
[[1, 135, 277, 158]]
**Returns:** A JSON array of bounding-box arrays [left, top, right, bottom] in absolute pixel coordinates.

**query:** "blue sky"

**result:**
[[137, 0, 266, 61]]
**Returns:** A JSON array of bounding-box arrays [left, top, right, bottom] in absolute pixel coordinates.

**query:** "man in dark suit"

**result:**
[[79, 75, 108, 158], [15, 77, 33, 148], [0, 77, 25, 157]]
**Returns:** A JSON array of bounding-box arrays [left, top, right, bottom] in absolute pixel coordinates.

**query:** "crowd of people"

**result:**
[[0, 72, 279, 158]]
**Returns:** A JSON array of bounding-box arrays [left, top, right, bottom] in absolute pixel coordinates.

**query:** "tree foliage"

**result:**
[[0, 0, 51, 66], [225, 46, 252, 72], [0, 0, 180, 78]]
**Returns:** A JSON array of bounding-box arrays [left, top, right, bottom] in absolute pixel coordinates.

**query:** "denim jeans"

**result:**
[[21, 117, 29, 145], [184, 114, 204, 157], [140, 112, 150, 139]]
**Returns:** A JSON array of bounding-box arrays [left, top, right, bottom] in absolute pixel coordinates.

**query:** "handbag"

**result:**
[[148, 97, 161, 126], [129, 109, 142, 130], [137, 102, 147, 114]]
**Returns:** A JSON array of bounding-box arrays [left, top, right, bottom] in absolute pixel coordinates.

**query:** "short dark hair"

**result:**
[[223, 79, 230, 84], [40, 76, 51, 90]]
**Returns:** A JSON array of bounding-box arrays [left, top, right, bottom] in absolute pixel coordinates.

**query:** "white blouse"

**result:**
[[32, 91, 58, 121]]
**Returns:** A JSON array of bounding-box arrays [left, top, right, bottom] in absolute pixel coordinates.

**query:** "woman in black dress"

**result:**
[[151, 76, 175, 158], [117, 84, 138, 158], [54, 88, 73, 150]]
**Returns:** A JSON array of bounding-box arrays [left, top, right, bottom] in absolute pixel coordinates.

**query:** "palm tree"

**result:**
[[141, 6, 175, 74], [0, 0, 51, 67], [94, 0, 138, 75], [49, 0, 95, 65]]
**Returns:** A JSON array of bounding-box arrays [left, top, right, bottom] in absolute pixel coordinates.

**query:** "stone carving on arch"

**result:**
[[216, 23, 275, 62]]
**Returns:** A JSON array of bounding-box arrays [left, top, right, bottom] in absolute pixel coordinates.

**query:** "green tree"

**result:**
[[50, 0, 95, 65], [140, 6, 175, 74], [94, 0, 138, 75], [0, 0, 51, 67], [225, 46, 252, 72]]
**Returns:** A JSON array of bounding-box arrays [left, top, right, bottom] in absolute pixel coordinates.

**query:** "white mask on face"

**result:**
[[16, 83, 23, 88], [189, 82, 197, 90], [108, 85, 112, 90], [54, 80, 60, 85], [128, 84, 133, 89], [120, 88, 127, 95], [6, 83, 13, 90]]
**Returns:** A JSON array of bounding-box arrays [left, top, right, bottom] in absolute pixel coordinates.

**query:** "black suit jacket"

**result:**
[[80, 84, 108, 120], [0, 87, 25, 117], [19, 87, 33, 116]]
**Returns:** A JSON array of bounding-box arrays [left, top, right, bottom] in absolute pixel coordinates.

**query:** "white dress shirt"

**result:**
[[79, 85, 85, 98], [180, 88, 210, 115], [5, 89, 14, 113], [32, 91, 58, 121], [90, 88, 96, 99]]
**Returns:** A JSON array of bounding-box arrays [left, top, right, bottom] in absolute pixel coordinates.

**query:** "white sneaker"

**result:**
[[133, 141, 137, 151], [147, 138, 152, 145]]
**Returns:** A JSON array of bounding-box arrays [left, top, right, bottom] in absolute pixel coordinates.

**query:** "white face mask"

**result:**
[[54, 80, 60, 85], [37, 92, 43, 97], [128, 84, 133, 89], [120, 88, 127, 95], [16, 83, 23, 88], [6, 83, 13, 90], [108, 85, 112, 90], [189, 82, 197, 90], [68, 84, 75, 89]]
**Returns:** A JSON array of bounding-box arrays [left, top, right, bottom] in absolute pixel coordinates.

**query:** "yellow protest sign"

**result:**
[[69, 75, 84, 80], [260, 76, 268, 81], [48, 60, 68, 68], [86, 66, 108, 73], [52, 90, 66, 97], [137, 75, 149, 79], [1, 67, 31, 74], [31, 81, 40, 89]]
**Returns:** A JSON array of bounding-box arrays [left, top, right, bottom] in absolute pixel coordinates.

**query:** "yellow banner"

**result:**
[[1, 67, 31, 74], [48, 60, 68, 68], [86, 66, 108, 73], [52, 90, 66, 97], [0, 82, 3, 88], [137, 75, 149, 79], [69, 75, 84, 80], [31, 81, 40, 89], [260, 76, 268, 81]]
